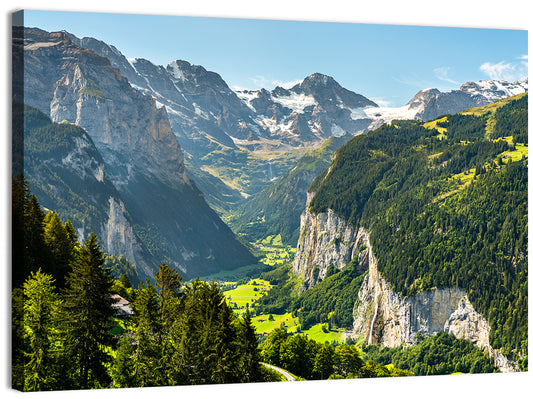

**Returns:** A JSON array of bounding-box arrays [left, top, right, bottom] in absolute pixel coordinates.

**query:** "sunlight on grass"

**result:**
[[224, 279, 272, 315], [252, 312, 300, 334], [300, 323, 344, 344], [423, 116, 448, 139]]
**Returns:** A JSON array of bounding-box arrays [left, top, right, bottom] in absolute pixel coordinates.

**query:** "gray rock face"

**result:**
[[65, 32, 378, 149], [294, 196, 517, 371], [294, 192, 370, 291], [238, 73, 377, 146], [19, 27, 256, 279], [351, 237, 517, 371], [64, 31, 149, 89], [21, 104, 152, 277], [352, 247, 491, 349]]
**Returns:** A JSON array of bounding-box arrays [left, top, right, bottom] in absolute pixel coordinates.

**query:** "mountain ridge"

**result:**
[[17, 27, 256, 279], [57, 27, 527, 224]]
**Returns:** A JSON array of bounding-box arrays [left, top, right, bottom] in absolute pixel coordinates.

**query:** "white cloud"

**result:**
[[480, 56, 528, 81], [434, 66, 459, 84], [271, 79, 303, 89], [249, 75, 270, 88]]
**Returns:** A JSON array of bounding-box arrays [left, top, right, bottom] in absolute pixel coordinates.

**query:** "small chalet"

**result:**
[[111, 294, 134, 318]]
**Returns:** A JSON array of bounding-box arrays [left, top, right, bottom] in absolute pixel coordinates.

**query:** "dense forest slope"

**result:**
[[300, 94, 528, 363]]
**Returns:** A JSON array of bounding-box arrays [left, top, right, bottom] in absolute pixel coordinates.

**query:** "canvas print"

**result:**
[[11, 9, 528, 392]]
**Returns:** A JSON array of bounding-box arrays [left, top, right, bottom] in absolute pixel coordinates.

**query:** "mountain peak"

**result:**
[[459, 79, 528, 100], [299, 73, 339, 89]]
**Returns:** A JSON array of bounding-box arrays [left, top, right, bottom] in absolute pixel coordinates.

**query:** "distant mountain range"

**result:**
[[65, 28, 528, 149], [16, 26, 528, 278], [61, 28, 527, 216]]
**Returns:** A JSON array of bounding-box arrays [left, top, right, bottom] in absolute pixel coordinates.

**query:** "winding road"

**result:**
[[261, 362, 296, 381]]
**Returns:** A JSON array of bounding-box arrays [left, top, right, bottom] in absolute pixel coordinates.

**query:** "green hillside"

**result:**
[[231, 135, 352, 245], [308, 94, 528, 361]]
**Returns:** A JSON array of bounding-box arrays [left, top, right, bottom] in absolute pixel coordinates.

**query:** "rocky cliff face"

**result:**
[[294, 192, 370, 291], [351, 241, 491, 348], [294, 197, 517, 371], [21, 104, 152, 277], [18, 27, 256, 279], [351, 235, 517, 372]]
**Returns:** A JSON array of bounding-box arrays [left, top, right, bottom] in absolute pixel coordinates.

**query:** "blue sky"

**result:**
[[23, 10, 528, 107]]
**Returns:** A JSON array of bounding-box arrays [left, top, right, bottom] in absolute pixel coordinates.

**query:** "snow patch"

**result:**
[[168, 60, 186, 81], [353, 105, 420, 124], [235, 90, 259, 111], [330, 124, 345, 137], [461, 80, 528, 102], [259, 115, 295, 134], [192, 103, 209, 118], [271, 92, 317, 113]]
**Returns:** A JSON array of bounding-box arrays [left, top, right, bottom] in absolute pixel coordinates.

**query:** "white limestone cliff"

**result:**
[[294, 195, 518, 371]]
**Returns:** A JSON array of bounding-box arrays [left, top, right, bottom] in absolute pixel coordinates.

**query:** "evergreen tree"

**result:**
[[175, 280, 240, 385], [110, 335, 139, 388], [63, 220, 79, 256], [22, 269, 60, 391], [60, 233, 116, 389], [43, 211, 74, 287], [12, 175, 29, 287], [19, 193, 54, 284], [236, 309, 261, 382], [131, 281, 166, 386], [119, 274, 132, 289], [63, 220, 78, 244], [11, 287, 25, 390], [154, 263, 183, 327]]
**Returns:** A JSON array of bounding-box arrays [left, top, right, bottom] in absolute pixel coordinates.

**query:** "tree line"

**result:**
[[259, 326, 411, 380], [11, 177, 268, 391], [364, 332, 497, 375]]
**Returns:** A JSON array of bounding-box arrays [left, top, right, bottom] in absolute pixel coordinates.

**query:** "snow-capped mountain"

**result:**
[[460, 79, 528, 103], [402, 79, 529, 121], [235, 73, 377, 146], [63, 29, 528, 150], [57, 29, 528, 218], [18, 28, 256, 279]]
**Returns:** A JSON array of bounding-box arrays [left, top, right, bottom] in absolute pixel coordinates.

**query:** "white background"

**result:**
[[1, 1, 531, 398]]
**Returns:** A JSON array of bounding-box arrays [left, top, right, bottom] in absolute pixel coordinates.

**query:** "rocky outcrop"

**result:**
[[406, 80, 528, 121], [294, 192, 373, 291], [103, 197, 151, 277], [350, 229, 517, 372], [294, 196, 517, 371], [352, 246, 491, 348], [21, 104, 153, 278], [18, 27, 256, 279]]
